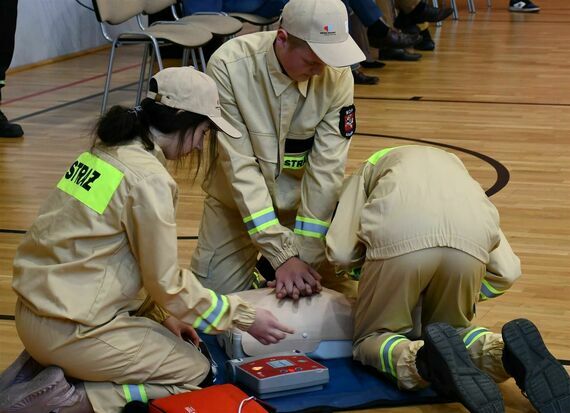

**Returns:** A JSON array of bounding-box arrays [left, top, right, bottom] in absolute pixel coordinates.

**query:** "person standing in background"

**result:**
[[0, 0, 24, 139]]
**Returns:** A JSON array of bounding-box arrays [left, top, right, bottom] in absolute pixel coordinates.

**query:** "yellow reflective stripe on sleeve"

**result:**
[[243, 207, 279, 235], [192, 290, 218, 330], [193, 290, 230, 333], [205, 295, 229, 333], [56, 152, 123, 214], [367, 147, 397, 165], [294, 216, 330, 239]]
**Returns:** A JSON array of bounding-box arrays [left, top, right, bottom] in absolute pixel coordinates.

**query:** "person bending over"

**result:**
[[0, 67, 293, 413]]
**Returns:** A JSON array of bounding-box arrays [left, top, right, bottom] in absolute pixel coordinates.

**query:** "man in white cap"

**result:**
[[192, 0, 365, 300]]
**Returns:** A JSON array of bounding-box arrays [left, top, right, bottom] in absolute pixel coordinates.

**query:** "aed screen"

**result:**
[[267, 359, 294, 368]]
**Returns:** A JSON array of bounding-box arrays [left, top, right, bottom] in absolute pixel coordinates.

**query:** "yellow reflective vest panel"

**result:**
[[12, 141, 255, 332], [205, 31, 354, 270], [326, 145, 521, 297]]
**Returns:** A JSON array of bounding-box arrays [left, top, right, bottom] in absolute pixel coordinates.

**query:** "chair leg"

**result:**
[[144, 46, 157, 98], [451, 0, 459, 19], [182, 48, 190, 67], [150, 38, 164, 72], [101, 40, 119, 115], [433, 0, 443, 26], [190, 49, 199, 70], [198, 47, 207, 72], [135, 44, 150, 106]]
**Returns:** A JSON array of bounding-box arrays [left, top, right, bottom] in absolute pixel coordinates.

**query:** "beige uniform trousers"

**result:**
[[16, 300, 210, 413], [352, 247, 509, 390], [191, 196, 358, 298]]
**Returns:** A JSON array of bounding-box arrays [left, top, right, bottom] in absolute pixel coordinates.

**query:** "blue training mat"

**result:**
[[201, 334, 442, 413]]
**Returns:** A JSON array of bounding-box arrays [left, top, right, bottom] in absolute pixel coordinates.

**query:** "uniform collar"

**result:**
[[146, 128, 168, 166], [151, 144, 167, 166], [266, 37, 308, 98]]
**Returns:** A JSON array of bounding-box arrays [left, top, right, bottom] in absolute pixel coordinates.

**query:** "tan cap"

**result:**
[[280, 0, 365, 67], [147, 67, 241, 138]]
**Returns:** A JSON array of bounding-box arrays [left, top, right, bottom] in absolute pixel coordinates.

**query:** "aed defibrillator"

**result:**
[[226, 351, 329, 398]]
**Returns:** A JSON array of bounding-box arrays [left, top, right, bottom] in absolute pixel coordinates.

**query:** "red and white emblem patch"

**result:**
[[339, 104, 356, 138]]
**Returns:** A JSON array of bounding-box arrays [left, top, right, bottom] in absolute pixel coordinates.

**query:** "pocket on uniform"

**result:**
[[249, 132, 278, 163], [190, 246, 215, 279]]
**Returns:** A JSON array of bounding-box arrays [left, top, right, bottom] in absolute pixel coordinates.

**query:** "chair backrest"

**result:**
[[92, 0, 146, 25], [143, 0, 177, 15]]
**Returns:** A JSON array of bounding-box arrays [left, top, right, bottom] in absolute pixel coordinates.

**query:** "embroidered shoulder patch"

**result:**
[[339, 104, 356, 138]]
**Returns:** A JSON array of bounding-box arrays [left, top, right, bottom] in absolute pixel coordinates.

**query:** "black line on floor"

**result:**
[[356, 132, 510, 197], [355, 95, 570, 107], [474, 19, 570, 24], [0, 228, 199, 240], [11, 81, 139, 123], [560, 359, 570, 366]]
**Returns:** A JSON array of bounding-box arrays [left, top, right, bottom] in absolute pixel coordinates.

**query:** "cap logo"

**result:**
[[320, 24, 336, 36]]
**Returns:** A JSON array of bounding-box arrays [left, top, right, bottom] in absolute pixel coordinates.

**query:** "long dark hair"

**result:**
[[93, 77, 221, 178], [93, 98, 209, 153]]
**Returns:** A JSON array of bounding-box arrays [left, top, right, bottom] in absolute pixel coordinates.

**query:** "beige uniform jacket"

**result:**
[[326, 146, 521, 299], [12, 141, 255, 332], [205, 31, 355, 270]]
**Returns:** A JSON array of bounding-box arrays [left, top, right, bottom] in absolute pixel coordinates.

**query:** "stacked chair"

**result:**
[[92, 0, 213, 113]]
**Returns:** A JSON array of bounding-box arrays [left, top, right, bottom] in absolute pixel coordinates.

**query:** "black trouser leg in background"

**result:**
[[0, 0, 19, 101]]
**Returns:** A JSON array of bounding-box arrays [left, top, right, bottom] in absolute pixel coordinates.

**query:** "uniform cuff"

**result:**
[[229, 296, 257, 331], [267, 245, 299, 270]]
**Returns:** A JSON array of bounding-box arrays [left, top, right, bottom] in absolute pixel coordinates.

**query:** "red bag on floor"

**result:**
[[149, 384, 272, 413]]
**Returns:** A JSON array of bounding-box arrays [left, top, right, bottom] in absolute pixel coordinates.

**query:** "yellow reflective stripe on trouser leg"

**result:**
[[463, 327, 492, 349], [480, 279, 505, 300], [294, 216, 330, 239], [379, 335, 407, 378], [57, 152, 124, 214], [243, 207, 279, 235], [122, 384, 148, 403]]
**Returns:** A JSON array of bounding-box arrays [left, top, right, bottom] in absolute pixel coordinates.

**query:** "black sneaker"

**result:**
[[368, 28, 422, 50], [417, 323, 504, 413], [360, 60, 386, 69], [415, 29, 435, 51], [0, 109, 24, 138], [352, 69, 380, 85], [502, 319, 570, 413], [509, 1, 540, 12], [379, 48, 422, 62]]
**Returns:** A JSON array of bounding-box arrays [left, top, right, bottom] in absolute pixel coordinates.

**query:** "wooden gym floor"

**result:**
[[0, 1, 569, 411]]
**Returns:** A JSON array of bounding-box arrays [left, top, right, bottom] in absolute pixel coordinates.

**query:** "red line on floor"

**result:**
[[2, 63, 141, 106]]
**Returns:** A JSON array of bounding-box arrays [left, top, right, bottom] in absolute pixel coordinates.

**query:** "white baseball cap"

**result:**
[[280, 0, 365, 67], [147, 67, 241, 138]]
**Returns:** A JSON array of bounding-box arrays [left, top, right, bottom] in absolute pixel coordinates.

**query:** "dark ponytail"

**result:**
[[93, 103, 154, 150]]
